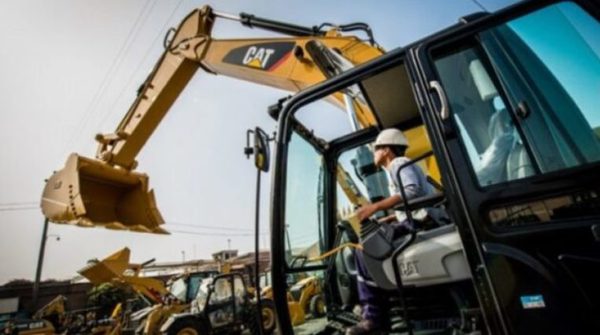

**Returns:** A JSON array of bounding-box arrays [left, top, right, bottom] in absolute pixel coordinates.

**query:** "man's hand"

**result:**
[[377, 214, 396, 223], [356, 194, 403, 222], [356, 203, 379, 221]]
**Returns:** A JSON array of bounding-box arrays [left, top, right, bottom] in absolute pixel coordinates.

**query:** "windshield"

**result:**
[[284, 132, 326, 266], [191, 278, 212, 313], [168, 278, 187, 302]]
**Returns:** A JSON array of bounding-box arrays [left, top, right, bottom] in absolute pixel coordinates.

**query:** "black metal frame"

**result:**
[[270, 1, 600, 334], [411, 1, 600, 333]]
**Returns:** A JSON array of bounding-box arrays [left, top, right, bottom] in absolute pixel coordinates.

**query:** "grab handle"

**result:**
[[429, 80, 449, 120]]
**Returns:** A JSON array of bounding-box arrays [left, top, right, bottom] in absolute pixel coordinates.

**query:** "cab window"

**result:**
[[434, 2, 600, 187], [284, 131, 325, 267]]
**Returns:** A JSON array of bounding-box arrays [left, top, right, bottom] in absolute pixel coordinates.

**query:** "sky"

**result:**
[[0, 0, 518, 284]]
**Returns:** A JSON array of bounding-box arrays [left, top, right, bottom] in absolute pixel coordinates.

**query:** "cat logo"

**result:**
[[400, 260, 419, 277], [223, 42, 295, 71], [243, 47, 276, 69]]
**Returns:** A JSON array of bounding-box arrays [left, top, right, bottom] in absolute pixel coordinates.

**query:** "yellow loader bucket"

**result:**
[[41, 154, 168, 234], [78, 247, 131, 284], [78, 247, 168, 301]]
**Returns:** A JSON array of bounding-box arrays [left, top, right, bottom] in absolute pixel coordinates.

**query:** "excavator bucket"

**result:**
[[41, 154, 168, 234]]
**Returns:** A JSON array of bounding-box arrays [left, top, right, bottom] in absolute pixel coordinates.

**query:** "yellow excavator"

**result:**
[[37, 5, 438, 334], [40, 5, 386, 235]]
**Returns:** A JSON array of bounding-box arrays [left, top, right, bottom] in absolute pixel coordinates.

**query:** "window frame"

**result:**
[[432, 40, 540, 189], [281, 119, 330, 274], [414, 0, 600, 234]]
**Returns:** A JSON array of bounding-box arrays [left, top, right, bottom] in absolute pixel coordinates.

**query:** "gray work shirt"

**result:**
[[386, 157, 446, 224]]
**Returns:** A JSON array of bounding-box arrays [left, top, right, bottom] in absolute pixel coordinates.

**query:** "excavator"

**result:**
[[36, 3, 473, 335], [40, 5, 387, 235], [39, 1, 600, 334], [39, 7, 392, 333]]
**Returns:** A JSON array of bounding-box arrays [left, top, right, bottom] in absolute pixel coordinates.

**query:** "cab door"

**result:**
[[411, 1, 600, 334]]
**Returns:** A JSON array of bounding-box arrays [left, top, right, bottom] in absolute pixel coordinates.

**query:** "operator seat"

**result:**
[[478, 105, 535, 183], [475, 107, 515, 186], [359, 220, 469, 291], [506, 138, 535, 180]]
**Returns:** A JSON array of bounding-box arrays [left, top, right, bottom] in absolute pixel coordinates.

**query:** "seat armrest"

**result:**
[[393, 193, 445, 212]]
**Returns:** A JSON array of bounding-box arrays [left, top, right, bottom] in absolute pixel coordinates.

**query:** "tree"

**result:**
[[3, 278, 32, 287]]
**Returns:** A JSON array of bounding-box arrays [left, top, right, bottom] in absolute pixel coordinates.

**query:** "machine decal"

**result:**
[[223, 42, 295, 71], [400, 260, 420, 277], [520, 295, 546, 309]]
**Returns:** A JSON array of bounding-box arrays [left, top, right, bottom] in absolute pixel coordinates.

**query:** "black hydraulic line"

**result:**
[[317, 22, 378, 46], [239, 12, 324, 36]]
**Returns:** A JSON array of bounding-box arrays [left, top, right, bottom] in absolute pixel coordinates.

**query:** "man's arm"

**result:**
[[377, 213, 397, 223], [356, 194, 402, 221]]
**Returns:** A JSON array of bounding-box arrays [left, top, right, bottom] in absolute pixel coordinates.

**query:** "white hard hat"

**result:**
[[375, 128, 408, 147]]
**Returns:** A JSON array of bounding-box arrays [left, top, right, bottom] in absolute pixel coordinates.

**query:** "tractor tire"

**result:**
[[260, 299, 277, 335], [245, 301, 277, 335], [166, 318, 207, 335], [309, 295, 326, 318]]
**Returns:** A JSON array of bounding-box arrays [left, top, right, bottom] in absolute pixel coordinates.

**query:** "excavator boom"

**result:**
[[41, 5, 384, 233]]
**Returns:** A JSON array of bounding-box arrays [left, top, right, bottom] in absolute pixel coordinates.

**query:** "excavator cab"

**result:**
[[270, 1, 600, 334]]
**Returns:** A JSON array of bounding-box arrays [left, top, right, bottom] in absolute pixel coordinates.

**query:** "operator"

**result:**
[[346, 128, 446, 335]]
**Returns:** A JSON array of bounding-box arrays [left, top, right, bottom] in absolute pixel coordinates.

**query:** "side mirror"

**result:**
[[245, 127, 273, 172]]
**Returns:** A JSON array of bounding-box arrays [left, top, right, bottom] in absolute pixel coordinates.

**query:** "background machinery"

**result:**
[[160, 272, 275, 335], [79, 247, 219, 335]]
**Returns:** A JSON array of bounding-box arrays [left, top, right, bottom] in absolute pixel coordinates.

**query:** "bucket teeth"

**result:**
[[130, 225, 152, 233], [76, 218, 95, 228], [152, 227, 170, 235]]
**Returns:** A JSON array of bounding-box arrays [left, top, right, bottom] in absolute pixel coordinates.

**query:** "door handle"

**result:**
[[429, 80, 449, 120], [592, 224, 600, 242]]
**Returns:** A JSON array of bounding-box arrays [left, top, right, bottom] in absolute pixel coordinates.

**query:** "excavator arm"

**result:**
[[41, 5, 384, 234]]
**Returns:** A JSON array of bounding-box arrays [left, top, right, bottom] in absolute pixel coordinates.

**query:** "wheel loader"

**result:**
[[260, 256, 325, 327], [160, 273, 276, 335], [78, 247, 220, 335]]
